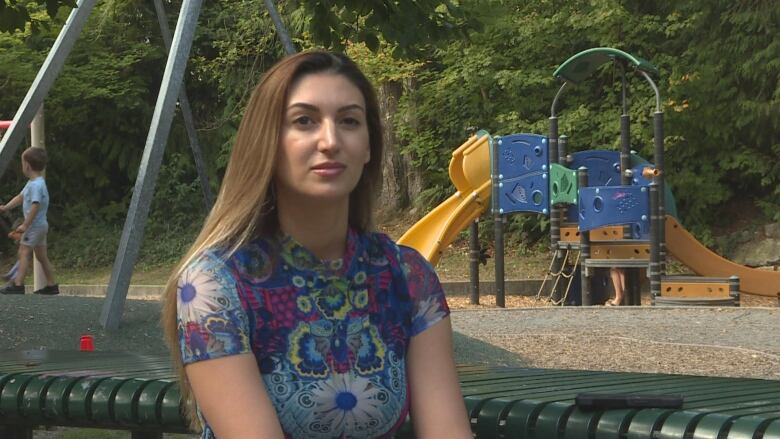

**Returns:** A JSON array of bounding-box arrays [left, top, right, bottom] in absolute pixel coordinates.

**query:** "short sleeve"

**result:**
[[29, 181, 44, 203], [399, 246, 450, 336], [177, 252, 251, 364]]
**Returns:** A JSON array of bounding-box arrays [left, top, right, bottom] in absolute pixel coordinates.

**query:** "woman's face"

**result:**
[[275, 72, 370, 206]]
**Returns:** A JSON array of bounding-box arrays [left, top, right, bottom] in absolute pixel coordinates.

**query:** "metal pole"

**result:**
[[0, 0, 99, 177], [495, 216, 505, 308], [653, 111, 666, 272], [558, 134, 568, 166], [30, 105, 45, 292], [263, 0, 296, 55], [640, 70, 666, 274], [548, 116, 560, 249], [469, 220, 480, 305], [619, 68, 638, 305], [620, 70, 631, 188], [548, 83, 567, 303], [493, 137, 505, 308], [626, 267, 641, 306], [649, 181, 661, 304], [548, 133, 568, 302], [729, 276, 740, 307], [557, 134, 568, 222], [578, 167, 591, 306], [29, 104, 44, 149], [101, 0, 204, 330], [152, 0, 214, 211]]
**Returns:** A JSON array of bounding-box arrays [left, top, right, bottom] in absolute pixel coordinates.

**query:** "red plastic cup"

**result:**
[[79, 335, 95, 352]]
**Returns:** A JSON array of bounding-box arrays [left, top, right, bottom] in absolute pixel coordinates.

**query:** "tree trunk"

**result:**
[[377, 81, 406, 213], [401, 78, 424, 211], [376, 79, 424, 221]]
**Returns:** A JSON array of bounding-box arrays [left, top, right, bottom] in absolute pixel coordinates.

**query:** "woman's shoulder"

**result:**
[[227, 237, 277, 281], [180, 247, 231, 278], [181, 237, 274, 278], [360, 231, 433, 272]]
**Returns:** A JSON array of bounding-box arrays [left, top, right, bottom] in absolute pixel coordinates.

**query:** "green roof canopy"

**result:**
[[553, 47, 659, 84]]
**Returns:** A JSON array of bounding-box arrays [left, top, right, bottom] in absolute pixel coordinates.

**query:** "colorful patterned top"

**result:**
[[177, 228, 450, 439]]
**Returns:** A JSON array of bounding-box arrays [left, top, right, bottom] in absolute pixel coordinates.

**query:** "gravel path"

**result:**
[[451, 307, 780, 380], [0, 296, 168, 353], [2, 296, 778, 381]]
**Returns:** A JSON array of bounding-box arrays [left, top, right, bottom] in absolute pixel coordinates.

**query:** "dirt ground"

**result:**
[[445, 290, 779, 309]]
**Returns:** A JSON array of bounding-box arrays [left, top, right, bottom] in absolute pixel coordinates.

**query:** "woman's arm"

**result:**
[[407, 316, 472, 439], [176, 254, 284, 439], [185, 353, 285, 439]]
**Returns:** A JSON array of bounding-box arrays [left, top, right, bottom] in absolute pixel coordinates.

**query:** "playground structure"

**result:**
[[399, 47, 780, 306]]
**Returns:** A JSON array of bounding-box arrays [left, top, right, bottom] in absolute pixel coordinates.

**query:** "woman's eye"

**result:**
[[293, 115, 313, 126], [342, 117, 360, 126]]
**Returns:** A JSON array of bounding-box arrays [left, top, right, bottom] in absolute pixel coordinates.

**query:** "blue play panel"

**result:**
[[496, 134, 549, 215], [566, 150, 621, 223], [578, 185, 650, 237]]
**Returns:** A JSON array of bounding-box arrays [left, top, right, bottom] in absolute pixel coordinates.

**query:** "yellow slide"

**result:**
[[398, 133, 492, 266], [665, 216, 780, 298]]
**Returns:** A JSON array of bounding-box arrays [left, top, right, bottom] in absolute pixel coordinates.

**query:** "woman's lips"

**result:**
[[311, 162, 346, 177]]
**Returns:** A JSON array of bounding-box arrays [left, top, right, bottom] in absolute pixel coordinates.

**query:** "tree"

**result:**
[[392, 0, 779, 242], [345, 42, 426, 215], [0, 0, 75, 33], [289, 0, 477, 55]]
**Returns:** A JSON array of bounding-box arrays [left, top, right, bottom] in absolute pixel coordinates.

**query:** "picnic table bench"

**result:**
[[1, 350, 780, 438]]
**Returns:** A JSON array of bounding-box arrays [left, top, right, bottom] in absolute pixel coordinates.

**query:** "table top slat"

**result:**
[[2, 350, 780, 438]]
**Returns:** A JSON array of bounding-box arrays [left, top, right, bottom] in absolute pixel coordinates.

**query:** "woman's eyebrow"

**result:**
[[286, 102, 365, 113], [287, 102, 319, 112], [337, 104, 365, 113]]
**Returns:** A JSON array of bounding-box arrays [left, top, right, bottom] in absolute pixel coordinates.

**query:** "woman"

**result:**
[[162, 51, 472, 438]]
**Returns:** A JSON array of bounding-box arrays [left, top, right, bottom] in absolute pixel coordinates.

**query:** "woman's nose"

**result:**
[[317, 119, 339, 152]]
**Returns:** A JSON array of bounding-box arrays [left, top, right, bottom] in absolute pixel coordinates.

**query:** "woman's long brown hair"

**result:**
[[161, 50, 384, 429]]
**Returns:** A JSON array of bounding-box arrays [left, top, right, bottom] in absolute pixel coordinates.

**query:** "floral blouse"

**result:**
[[177, 228, 450, 438]]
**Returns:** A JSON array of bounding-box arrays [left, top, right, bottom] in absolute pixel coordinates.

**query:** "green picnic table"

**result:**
[[1, 350, 779, 438]]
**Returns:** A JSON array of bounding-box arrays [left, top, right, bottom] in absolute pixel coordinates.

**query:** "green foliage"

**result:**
[[142, 151, 206, 265], [51, 151, 205, 269], [290, 0, 478, 56], [395, 0, 780, 239], [0, 0, 75, 33], [185, 0, 285, 173], [346, 41, 424, 85], [663, 0, 780, 228]]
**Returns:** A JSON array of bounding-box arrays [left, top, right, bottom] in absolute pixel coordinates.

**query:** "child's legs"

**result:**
[[3, 260, 19, 281], [609, 267, 625, 304], [17, 224, 51, 286], [33, 244, 56, 285], [14, 245, 33, 286]]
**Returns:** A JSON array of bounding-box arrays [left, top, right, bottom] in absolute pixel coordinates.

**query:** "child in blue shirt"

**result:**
[[0, 147, 58, 295]]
